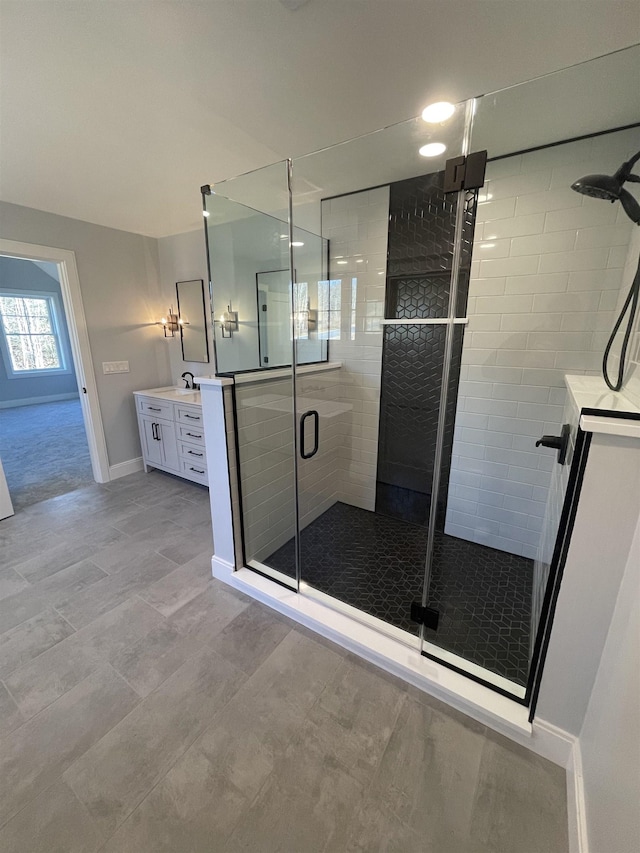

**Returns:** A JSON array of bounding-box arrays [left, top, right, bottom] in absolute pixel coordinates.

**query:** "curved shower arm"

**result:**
[[614, 148, 640, 182]]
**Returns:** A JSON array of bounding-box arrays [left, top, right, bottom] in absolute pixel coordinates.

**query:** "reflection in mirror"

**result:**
[[176, 279, 209, 363], [256, 270, 289, 367], [206, 200, 328, 373]]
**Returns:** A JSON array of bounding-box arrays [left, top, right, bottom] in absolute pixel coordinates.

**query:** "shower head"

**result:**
[[571, 173, 621, 201], [571, 148, 640, 224]]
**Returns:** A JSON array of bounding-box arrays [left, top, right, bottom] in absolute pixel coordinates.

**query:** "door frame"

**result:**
[[0, 238, 110, 483]]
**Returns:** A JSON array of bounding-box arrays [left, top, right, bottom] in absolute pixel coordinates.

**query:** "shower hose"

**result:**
[[602, 252, 640, 392]]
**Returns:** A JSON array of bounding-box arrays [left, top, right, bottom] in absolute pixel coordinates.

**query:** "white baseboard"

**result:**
[[0, 392, 79, 409], [530, 718, 576, 768], [109, 457, 144, 480], [211, 555, 235, 580], [567, 739, 589, 853]]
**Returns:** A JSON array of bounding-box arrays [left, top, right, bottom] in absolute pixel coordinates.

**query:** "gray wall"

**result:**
[[0, 201, 172, 468], [0, 256, 78, 405], [580, 512, 640, 853], [157, 229, 211, 383]]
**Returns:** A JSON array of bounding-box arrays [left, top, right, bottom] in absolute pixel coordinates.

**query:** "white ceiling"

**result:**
[[0, 0, 638, 238]]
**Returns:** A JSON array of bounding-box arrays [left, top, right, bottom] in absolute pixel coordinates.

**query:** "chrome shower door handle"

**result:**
[[300, 410, 319, 460]]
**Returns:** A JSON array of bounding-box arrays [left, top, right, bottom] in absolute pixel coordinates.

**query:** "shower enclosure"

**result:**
[[202, 46, 640, 706]]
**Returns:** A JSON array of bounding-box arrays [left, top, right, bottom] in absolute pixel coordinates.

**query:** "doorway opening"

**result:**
[[0, 240, 109, 514]]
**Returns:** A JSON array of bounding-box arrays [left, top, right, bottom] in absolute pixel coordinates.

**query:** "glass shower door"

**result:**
[[288, 107, 471, 643], [418, 51, 640, 699]]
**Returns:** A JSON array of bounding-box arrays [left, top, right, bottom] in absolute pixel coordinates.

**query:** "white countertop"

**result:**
[[565, 375, 640, 439], [134, 386, 202, 405]]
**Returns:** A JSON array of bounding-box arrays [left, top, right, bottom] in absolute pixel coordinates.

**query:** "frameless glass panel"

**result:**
[[287, 107, 469, 641], [205, 195, 291, 375], [424, 45, 640, 697], [204, 161, 298, 586]]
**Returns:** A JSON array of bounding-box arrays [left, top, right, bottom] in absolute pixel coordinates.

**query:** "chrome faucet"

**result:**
[[181, 371, 196, 390]]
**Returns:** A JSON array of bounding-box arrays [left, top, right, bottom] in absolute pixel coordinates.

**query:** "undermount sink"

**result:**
[[152, 386, 201, 400]]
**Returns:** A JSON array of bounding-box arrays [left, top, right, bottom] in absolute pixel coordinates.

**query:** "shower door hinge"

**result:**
[[410, 602, 440, 630], [443, 150, 488, 193]]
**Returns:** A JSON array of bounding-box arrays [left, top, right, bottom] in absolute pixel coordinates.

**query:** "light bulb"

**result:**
[[419, 142, 447, 157], [202, 210, 210, 217], [421, 102, 455, 123]]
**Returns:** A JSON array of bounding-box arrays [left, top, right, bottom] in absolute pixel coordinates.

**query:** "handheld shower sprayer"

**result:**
[[571, 148, 640, 391]]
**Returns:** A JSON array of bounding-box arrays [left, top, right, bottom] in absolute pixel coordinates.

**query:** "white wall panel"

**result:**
[[446, 126, 639, 557]]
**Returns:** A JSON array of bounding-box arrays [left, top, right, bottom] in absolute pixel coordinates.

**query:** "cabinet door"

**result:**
[[141, 417, 163, 466], [156, 420, 179, 472]]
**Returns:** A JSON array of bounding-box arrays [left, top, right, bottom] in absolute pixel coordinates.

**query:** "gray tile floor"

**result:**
[[0, 470, 569, 852]]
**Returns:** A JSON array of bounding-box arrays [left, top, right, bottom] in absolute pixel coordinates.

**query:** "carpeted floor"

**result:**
[[0, 399, 94, 511]]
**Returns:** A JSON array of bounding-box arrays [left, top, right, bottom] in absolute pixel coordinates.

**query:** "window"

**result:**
[[317, 279, 342, 340], [0, 291, 69, 377]]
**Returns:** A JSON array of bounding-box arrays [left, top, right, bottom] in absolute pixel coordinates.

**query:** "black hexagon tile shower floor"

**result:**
[[264, 501, 533, 687]]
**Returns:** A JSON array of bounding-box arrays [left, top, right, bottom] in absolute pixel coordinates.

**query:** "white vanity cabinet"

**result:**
[[134, 389, 208, 486], [139, 413, 179, 472]]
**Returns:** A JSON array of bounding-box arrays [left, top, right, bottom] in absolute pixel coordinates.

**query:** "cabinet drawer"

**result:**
[[176, 405, 204, 427], [178, 424, 205, 445], [138, 397, 173, 421], [180, 458, 208, 484], [178, 441, 207, 464]]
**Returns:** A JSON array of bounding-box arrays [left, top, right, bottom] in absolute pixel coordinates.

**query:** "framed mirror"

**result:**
[[176, 279, 209, 363]]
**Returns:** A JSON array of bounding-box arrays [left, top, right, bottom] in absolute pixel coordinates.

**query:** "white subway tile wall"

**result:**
[[321, 187, 389, 511], [231, 188, 389, 568], [445, 127, 639, 558], [234, 378, 297, 563]]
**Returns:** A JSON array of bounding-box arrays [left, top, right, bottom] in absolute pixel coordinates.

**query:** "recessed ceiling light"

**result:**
[[280, 234, 288, 239], [421, 102, 455, 123], [479, 243, 495, 249], [419, 142, 447, 158], [356, 259, 364, 263], [291, 241, 304, 247], [202, 210, 210, 217], [336, 260, 348, 265]]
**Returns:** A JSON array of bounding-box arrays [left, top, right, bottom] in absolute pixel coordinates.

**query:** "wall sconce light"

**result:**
[[220, 305, 239, 338], [159, 308, 179, 337]]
